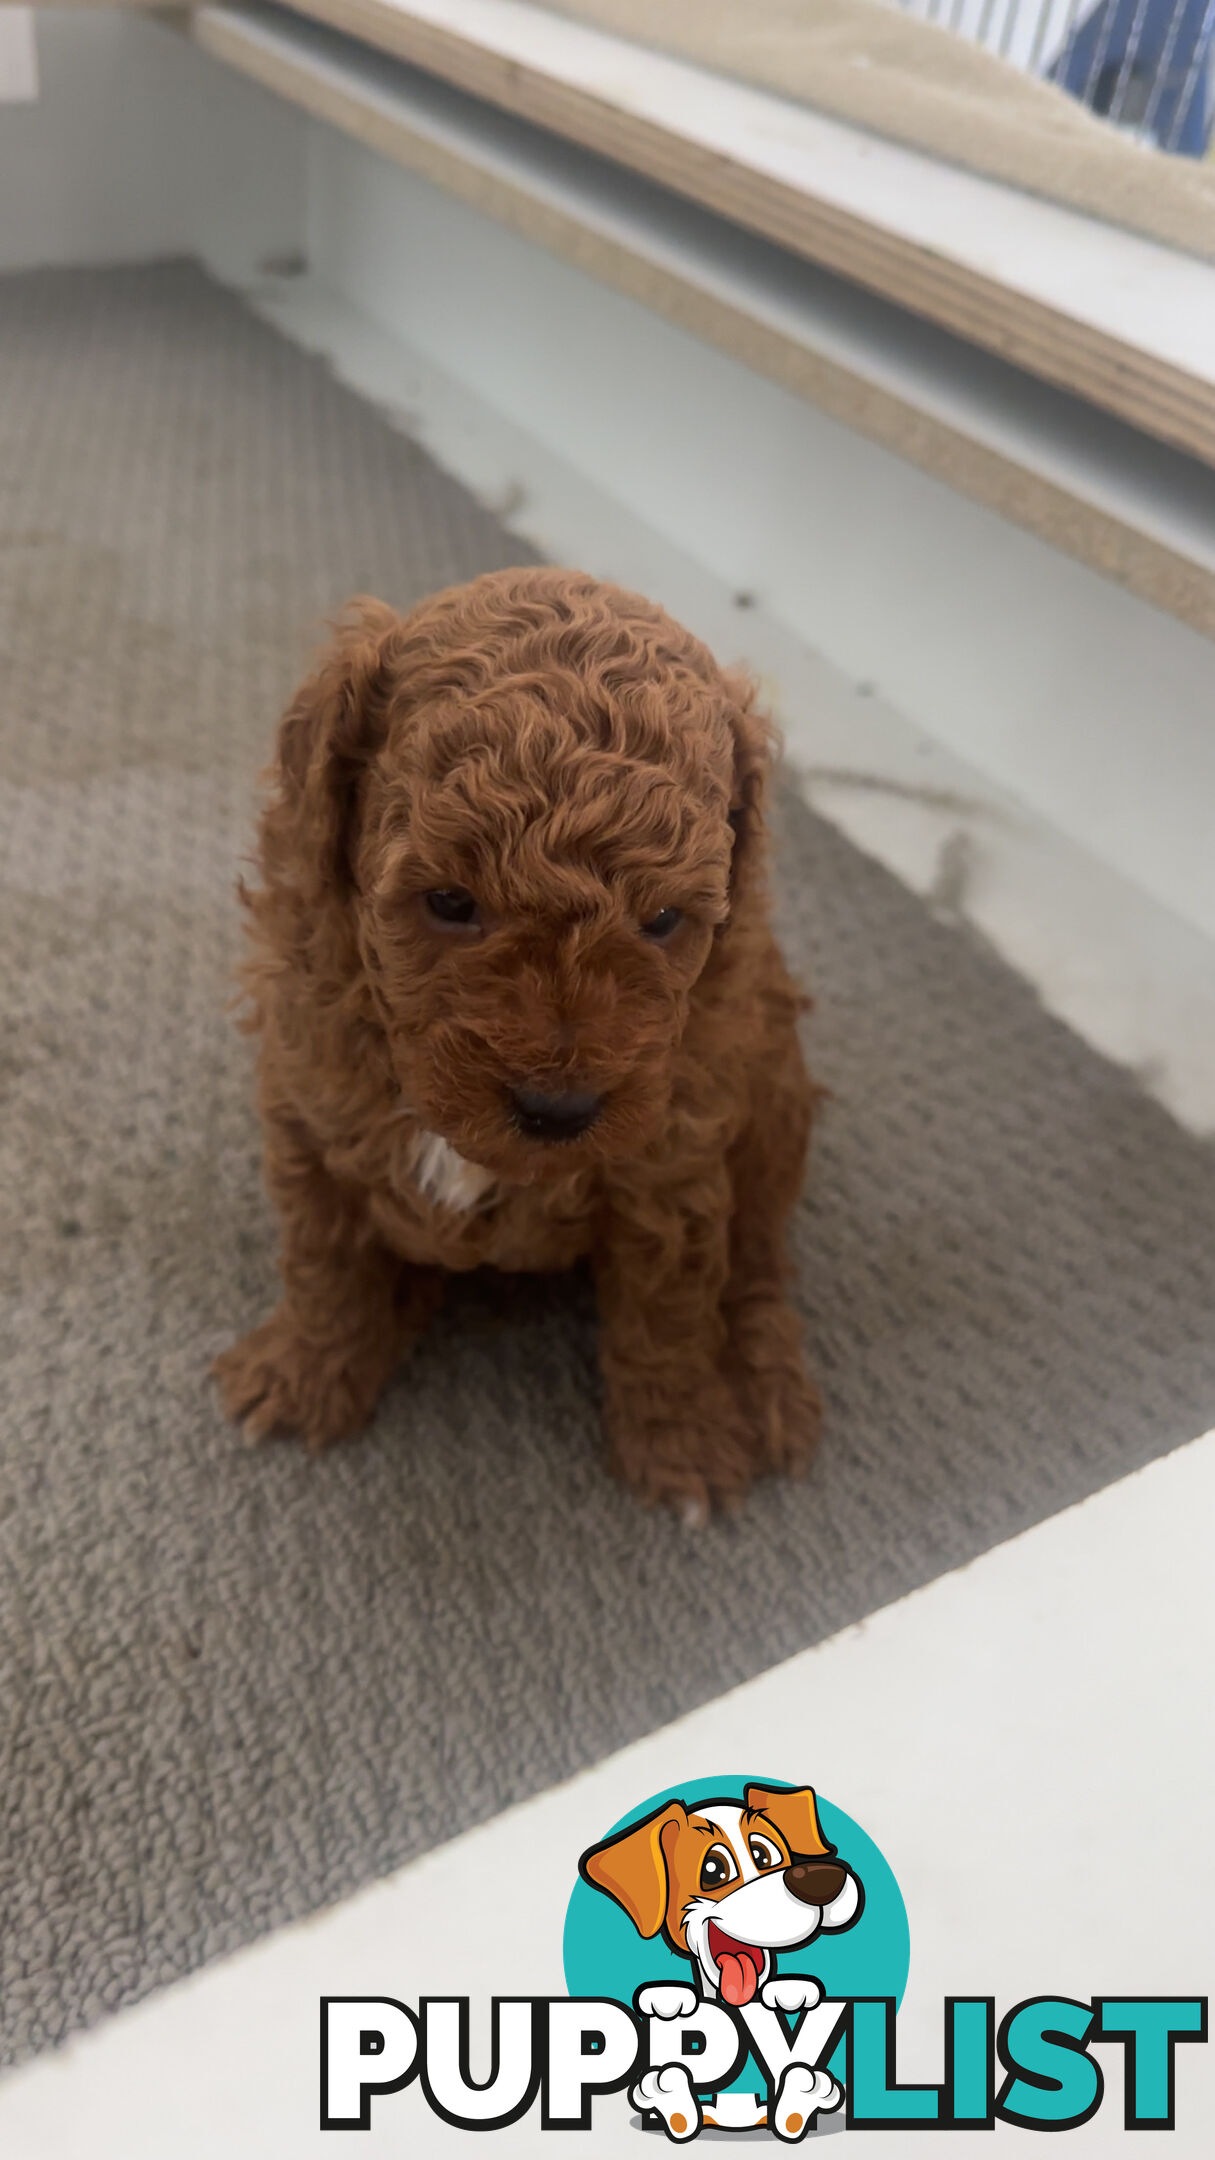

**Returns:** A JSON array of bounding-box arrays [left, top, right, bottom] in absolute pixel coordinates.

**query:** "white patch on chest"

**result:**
[[405, 1126, 497, 1213]]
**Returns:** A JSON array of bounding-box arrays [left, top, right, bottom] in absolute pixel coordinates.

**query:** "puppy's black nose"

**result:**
[[510, 1084, 603, 1141], [785, 1861, 847, 1907]]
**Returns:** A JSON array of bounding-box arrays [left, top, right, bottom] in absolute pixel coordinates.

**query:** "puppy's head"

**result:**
[[261, 568, 774, 1181], [580, 1785, 861, 2006]]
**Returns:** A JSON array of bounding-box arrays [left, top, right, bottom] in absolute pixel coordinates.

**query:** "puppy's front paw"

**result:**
[[213, 1308, 395, 1450], [726, 1295, 821, 1478], [607, 1380, 765, 1520]]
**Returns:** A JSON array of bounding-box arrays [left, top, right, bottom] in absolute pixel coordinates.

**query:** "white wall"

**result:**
[[0, 9, 306, 282], [305, 120, 1215, 943]]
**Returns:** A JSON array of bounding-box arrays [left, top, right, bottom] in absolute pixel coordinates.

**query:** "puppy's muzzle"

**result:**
[[785, 1861, 847, 1907], [510, 1084, 603, 1141]]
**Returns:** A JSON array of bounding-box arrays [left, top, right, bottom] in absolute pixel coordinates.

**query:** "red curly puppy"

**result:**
[[215, 567, 819, 1518]]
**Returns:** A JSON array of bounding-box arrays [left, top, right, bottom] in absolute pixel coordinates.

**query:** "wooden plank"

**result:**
[[191, 2, 1215, 638], [242, 0, 1215, 471]]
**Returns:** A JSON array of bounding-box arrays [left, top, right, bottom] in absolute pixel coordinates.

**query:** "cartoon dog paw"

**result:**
[[760, 1975, 824, 2016], [631, 2064, 701, 2142], [636, 1983, 699, 2021], [772, 2063, 842, 2141]]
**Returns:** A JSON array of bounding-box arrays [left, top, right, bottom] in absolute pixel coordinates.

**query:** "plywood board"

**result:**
[[233, 0, 1215, 471], [192, 3, 1215, 637]]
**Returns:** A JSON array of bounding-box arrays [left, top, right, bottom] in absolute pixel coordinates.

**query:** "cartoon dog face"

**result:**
[[581, 1785, 862, 2007]]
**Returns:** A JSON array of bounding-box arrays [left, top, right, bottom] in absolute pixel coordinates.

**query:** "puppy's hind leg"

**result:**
[[722, 1038, 820, 1479], [215, 1112, 442, 1449]]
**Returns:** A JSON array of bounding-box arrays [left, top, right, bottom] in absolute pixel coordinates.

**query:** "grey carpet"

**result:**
[[1, 261, 1213, 2068]]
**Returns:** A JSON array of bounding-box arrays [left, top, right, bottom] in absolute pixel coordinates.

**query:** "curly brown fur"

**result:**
[[214, 567, 820, 1517]]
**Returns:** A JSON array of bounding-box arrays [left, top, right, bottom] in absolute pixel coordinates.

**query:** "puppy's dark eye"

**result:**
[[640, 906, 683, 941], [425, 887, 479, 926], [699, 1845, 735, 1892], [749, 1837, 780, 1872]]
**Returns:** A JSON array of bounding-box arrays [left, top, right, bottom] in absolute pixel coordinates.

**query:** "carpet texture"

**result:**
[[1, 261, 1213, 2068]]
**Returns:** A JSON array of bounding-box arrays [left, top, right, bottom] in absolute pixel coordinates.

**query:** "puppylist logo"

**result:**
[[320, 1775, 1207, 2141]]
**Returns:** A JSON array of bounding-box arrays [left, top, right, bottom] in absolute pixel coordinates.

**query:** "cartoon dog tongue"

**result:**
[[715, 1939, 765, 2007]]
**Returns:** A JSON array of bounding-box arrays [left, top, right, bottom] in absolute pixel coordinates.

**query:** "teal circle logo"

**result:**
[[563, 1775, 909, 2097]]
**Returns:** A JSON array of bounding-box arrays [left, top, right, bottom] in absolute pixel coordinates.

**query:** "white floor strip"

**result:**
[[2, 1429, 1210, 2152], [243, 273, 1215, 1132]]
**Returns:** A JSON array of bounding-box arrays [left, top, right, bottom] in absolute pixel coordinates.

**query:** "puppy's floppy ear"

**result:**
[[744, 1784, 834, 1860], [264, 596, 401, 899], [721, 669, 777, 899], [579, 1802, 688, 1939]]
